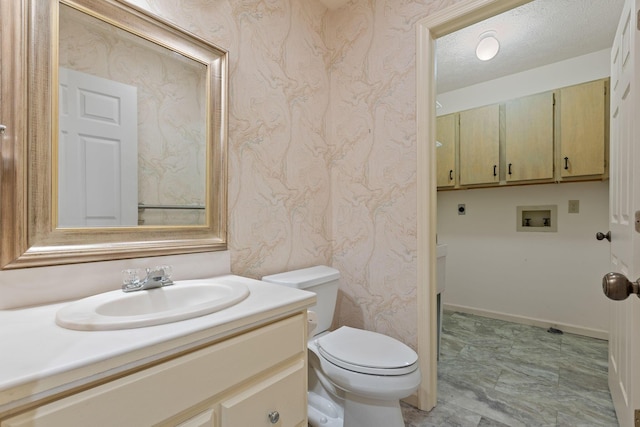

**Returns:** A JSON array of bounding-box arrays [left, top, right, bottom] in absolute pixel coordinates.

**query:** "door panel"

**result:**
[[459, 104, 499, 186], [559, 80, 607, 178], [608, 2, 640, 425], [436, 114, 456, 188], [58, 67, 138, 227], [505, 91, 554, 182]]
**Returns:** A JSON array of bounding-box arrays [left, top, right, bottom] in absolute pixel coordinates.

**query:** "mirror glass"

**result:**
[[0, 0, 227, 269], [58, 4, 207, 227]]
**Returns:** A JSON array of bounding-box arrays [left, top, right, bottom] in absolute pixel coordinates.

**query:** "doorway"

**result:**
[[415, 0, 619, 411]]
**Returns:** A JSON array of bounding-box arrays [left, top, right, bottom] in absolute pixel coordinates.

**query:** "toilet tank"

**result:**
[[262, 265, 340, 335]]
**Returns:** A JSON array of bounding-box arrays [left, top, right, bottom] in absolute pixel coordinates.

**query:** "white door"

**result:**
[[606, 1, 640, 425], [58, 68, 138, 227]]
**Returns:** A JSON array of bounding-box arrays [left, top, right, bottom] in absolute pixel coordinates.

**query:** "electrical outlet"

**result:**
[[568, 200, 579, 214]]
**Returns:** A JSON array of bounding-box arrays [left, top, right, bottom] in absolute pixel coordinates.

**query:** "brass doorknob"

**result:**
[[602, 272, 640, 300]]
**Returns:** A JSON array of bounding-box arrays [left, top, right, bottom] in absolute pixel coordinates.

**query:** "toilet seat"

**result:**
[[316, 326, 418, 376]]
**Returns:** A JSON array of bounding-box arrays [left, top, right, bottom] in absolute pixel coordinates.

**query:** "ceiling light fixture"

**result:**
[[476, 31, 500, 61]]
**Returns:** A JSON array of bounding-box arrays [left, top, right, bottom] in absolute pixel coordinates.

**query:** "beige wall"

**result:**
[[60, 5, 207, 225], [324, 0, 462, 347], [132, 0, 464, 349], [0, 0, 465, 349], [139, 0, 333, 277]]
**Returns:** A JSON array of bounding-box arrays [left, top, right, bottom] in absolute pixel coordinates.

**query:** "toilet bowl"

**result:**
[[309, 327, 421, 427], [262, 266, 421, 427]]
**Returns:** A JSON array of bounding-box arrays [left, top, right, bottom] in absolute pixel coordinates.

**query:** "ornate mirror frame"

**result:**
[[0, 0, 228, 269]]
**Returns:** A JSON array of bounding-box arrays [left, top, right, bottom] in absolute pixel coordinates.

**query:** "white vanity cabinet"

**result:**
[[1, 313, 308, 427]]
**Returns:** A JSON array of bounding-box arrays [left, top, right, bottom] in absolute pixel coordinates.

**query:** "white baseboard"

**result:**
[[443, 303, 608, 341]]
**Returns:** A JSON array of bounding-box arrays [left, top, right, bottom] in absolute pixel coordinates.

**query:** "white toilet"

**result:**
[[262, 265, 421, 427]]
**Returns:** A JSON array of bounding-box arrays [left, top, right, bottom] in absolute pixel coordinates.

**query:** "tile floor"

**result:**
[[402, 311, 618, 426]]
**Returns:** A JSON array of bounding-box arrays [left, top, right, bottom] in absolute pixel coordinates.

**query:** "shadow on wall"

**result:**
[[333, 290, 364, 331]]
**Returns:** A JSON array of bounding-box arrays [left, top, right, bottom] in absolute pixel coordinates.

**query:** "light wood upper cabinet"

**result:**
[[558, 79, 607, 178], [436, 114, 457, 188], [459, 104, 500, 186], [505, 91, 554, 182], [437, 78, 608, 191]]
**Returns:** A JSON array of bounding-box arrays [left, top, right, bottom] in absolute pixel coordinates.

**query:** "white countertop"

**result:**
[[0, 275, 315, 414]]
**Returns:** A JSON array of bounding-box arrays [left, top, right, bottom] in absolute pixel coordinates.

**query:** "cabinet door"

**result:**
[[459, 104, 500, 186], [177, 409, 216, 427], [436, 114, 457, 188], [505, 91, 554, 182], [2, 315, 305, 427], [221, 360, 306, 427], [559, 79, 607, 178]]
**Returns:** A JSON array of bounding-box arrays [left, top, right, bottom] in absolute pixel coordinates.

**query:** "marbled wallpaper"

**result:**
[[135, 0, 334, 276], [325, 0, 463, 347], [60, 5, 207, 226], [127, 0, 462, 349]]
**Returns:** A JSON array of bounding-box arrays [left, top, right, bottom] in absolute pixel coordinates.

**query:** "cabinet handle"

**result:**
[[508, 163, 512, 175], [449, 170, 453, 181], [564, 157, 569, 170], [268, 411, 280, 424], [493, 165, 497, 177]]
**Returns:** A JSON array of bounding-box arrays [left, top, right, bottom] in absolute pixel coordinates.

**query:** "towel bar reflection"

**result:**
[[138, 204, 205, 211]]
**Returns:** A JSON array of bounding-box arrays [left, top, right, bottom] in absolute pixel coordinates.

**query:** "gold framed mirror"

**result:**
[[0, 0, 228, 269]]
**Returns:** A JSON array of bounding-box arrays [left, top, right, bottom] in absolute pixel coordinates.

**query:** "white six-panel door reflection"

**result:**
[[58, 67, 138, 227]]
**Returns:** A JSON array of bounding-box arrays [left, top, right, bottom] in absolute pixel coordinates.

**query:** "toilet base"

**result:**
[[307, 391, 405, 427], [343, 392, 405, 427], [307, 340, 414, 427], [308, 392, 343, 427]]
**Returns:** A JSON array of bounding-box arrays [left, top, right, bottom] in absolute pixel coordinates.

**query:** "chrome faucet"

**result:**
[[122, 265, 174, 292]]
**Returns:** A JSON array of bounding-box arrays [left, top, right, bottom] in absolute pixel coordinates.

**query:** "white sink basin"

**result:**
[[55, 278, 250, 331]]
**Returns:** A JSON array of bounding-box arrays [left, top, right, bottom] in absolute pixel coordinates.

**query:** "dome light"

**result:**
[[476, 31, 500, 61]]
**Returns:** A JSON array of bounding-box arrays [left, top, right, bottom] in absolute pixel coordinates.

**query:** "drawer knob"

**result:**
[[268, 411, 280, 424]]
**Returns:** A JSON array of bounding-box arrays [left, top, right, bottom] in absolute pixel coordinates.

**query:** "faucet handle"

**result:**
[[153, 265, 173, 279], [122, 268, 145, 291], [145, 265, 174, 287], [123, 268, 143, 284], [122, 265, 174, 292]]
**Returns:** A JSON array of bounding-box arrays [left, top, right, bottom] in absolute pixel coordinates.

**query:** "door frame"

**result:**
[[415, 0, 533, 410]]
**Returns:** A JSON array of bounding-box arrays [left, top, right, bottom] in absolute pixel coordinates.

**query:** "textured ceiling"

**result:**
[[436, 0, 625, 93]]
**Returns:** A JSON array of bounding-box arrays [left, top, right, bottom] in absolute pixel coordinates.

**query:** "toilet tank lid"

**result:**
[[262, 265, 340, 289]]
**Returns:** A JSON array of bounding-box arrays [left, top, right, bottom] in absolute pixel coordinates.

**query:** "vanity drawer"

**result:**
[[221, 359, 306, 427], [2, 314, 306, 427]]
